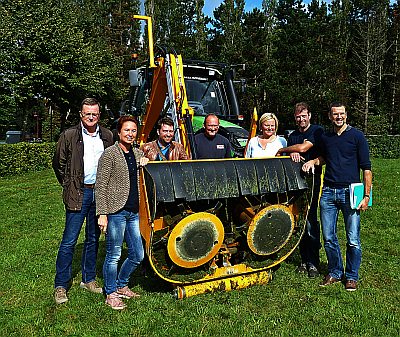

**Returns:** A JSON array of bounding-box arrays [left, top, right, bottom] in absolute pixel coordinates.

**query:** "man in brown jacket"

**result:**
[[140, 117, 189, 161], [52, 98, 113, 304]]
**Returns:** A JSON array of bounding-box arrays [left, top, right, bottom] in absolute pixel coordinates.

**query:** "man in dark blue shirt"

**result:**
[[277, 102, 323, 278], [195, 114, 232, 159], [303, 102, 372, 291]]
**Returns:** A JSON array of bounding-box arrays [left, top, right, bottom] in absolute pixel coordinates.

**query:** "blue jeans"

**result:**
[[103, 210, 144, 295], [320, 186, 361, 281], [55, 188, 100, 289], [299, 172, 321, 268]]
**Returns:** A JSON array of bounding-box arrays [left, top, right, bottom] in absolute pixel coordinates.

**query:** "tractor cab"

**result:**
[[125, 58, 248, 156]]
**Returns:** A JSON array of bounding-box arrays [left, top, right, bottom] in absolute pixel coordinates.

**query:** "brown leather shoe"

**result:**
[[320, 274, 341, 287], [345, 279, 357, 291]]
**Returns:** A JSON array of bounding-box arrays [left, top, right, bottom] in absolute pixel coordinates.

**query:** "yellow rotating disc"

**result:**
[[167, 212, 224, 268], [247, 204, 294, 256]]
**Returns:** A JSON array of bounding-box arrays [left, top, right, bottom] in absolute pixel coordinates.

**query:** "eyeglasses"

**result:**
[[82, 113, 99, 118]]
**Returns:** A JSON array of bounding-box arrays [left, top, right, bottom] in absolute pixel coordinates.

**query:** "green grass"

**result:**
[[0, 159, 399, 337]]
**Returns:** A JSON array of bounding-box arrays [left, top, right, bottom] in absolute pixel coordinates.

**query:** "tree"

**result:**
[[304, 0, 335, 123], [0, 0, 122, 138], [327, 0, 353, 105], [144, 0, 206, 58], [241, 5, 278, 118], [384, 1, 400, 134], [270, 0, 311, 127], [95, 0, 141, 114], [208, 0, 245, 64], [350, 0, 390, 133]]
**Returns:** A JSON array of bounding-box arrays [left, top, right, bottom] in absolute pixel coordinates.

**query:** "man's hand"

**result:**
[[357, 196, 370, 211], [290, 152, 305, 163], [302, 160, 315, 174], [359, 169, 372, 211]]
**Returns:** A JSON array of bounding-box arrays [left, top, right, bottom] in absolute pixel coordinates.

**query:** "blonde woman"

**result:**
[[245, 113, 287, 158]]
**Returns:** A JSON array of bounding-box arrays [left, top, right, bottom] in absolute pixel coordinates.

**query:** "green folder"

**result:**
[[350, 183, 372, 209]]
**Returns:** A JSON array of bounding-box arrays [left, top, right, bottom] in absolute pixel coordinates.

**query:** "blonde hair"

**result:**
[[259, 113, 279, 134]]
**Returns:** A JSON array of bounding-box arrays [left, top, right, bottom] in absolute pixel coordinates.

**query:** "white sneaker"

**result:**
[[117, 286, 140, 299], [105, 292, 126, 310]]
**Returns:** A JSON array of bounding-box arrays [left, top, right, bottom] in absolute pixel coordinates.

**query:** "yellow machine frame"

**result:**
[[134, 15, 311, 298]]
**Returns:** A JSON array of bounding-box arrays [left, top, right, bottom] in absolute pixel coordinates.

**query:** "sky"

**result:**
[[203, 0, 316, 17]]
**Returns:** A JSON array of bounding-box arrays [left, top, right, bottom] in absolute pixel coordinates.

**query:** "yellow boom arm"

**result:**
[[133, 15, 194, 155]]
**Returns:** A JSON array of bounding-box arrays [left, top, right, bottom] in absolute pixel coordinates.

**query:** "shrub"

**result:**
[[0, 135, 397, 177], [367, 135, 400, 159], [0, 142, 56, 176]]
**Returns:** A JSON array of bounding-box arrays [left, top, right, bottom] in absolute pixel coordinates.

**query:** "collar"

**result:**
[[122, 147, 134, 156], [81, 122, 99, 136], [157, 140, 171, 150], [299, 124, 311, 133], [335, 124, 352, 136]]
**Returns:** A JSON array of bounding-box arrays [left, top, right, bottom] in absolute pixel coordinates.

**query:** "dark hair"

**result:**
[[204, 113, 219, 125], [294, 102, 309, 115], [157, 117, 174, 130], [330, 102, 345, 111], [80, 98, 100, 111], [117, 115, 138, 133]]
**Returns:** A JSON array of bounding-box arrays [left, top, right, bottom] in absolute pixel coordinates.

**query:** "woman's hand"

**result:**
[[139, 157, 149, 167], [98, 215, 108, 234]]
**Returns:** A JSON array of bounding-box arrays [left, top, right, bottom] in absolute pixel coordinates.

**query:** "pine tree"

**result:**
[[208, 0, 245, 64], [144, 0, 206, 58], [350, 0, 390, 133]]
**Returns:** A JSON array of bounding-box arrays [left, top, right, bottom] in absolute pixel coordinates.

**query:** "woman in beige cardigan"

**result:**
[[96, 115, 149, 310]]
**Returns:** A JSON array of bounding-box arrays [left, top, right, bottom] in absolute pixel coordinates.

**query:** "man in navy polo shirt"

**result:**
[[303, 102, 372, 291], [195, 114, 232, 159], [277, 102, 323, 278]]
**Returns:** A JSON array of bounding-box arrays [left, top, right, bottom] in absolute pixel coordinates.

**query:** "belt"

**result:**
[[83, 183, 95, 189]]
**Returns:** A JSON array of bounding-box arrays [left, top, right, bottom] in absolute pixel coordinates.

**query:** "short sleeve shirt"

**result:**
[[194, 133, 232, 159], [245, 136, 287, 158], [287, 124, 324, 162]]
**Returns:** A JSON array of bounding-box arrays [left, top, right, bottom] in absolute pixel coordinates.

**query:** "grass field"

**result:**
[[0, 159, 399, 337]]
